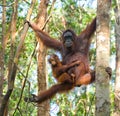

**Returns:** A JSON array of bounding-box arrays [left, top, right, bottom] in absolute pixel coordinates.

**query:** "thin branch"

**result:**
[[41, 0, 56, 30], [15, 1, 36, 60], [17, 107, 23, 116], [23, 0, 30, 5], [25, 79, 31, 115], [13, 46, 36, 115]]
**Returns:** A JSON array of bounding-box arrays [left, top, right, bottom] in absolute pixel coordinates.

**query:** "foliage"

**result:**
[[0, 0, 116, 115]]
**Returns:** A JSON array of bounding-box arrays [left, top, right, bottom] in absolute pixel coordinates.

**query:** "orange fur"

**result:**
[[25, 18, 97, 104], [48, 54, 80, 83]]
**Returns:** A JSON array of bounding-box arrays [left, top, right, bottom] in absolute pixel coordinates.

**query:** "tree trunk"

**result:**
[[0, 0, 6, 112], [35, 0, 50, 116], [114, 2, 120, 116], [95, 0, 111, 116]]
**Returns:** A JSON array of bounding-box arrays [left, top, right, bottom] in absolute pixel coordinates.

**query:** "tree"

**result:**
[[35, 0, 50, 115], [95, 0, 111, 115], [0, 0, 36, 115], [0, 0, 6, 115], [114, 1, 120, 115]]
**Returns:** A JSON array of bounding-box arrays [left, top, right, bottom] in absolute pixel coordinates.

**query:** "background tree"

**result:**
[[95, 0, 111, 115], [114, 0, 120, 115], [0, 0, 6, 115], [0, 0, 36, 115], [34, 0, 50, 115]]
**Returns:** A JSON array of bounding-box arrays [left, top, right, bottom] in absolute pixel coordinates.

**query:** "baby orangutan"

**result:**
[[48, 54, 80, 84]]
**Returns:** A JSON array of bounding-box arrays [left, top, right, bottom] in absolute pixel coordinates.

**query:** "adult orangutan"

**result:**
[[24, 17, 111, 103]]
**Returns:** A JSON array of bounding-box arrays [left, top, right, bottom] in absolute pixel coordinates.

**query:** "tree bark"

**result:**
[[114, 2, 120, 116], [35, 0, 50, 116], [95, 0, 111, 116], [0, 0, 6, 113], [1, 1, 18, 115]]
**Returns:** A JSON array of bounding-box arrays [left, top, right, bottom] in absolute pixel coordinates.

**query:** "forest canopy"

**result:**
[[0, 0, 118, 116]]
